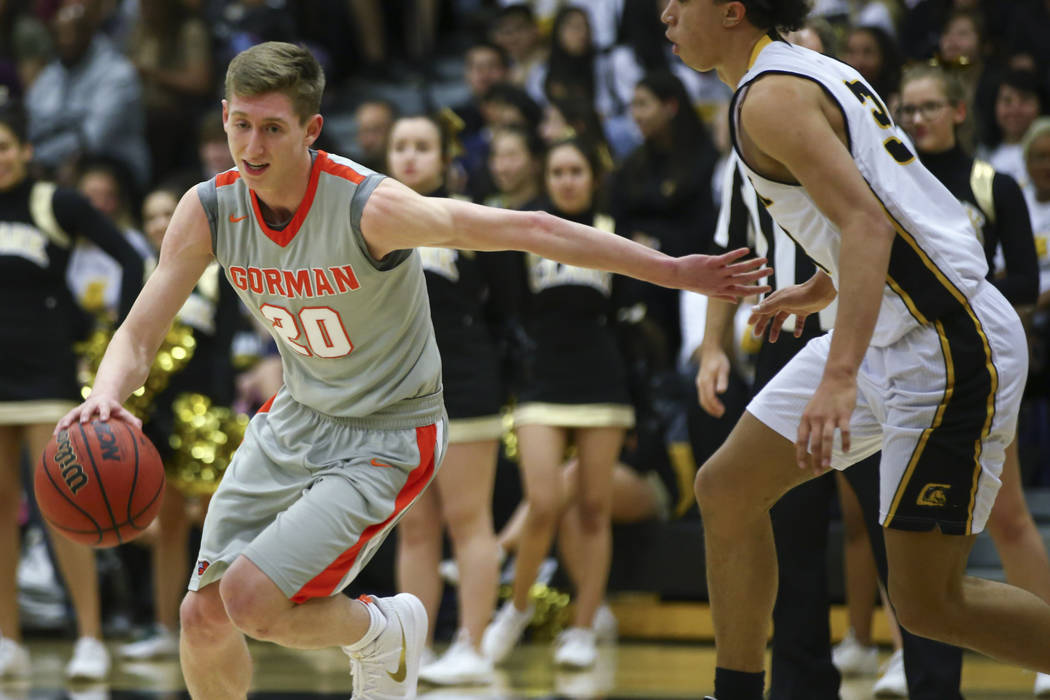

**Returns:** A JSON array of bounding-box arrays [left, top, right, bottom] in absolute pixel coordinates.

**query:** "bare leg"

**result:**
[[835, 470, 879, 644], [986, 435, 1050, 605], [0, 426, 23, 641], [155, 483, 192, 631], [877, 584, 903, 651], [180, 583, 252, 699], [27, 424, 101, 639], [435, 439, 500, 647], [886, 528, 1050, 671], [560, 427, 621, 628], [694, 412, 812, 672], [511, 424, 568, 612], [396, 486, 442, 644]]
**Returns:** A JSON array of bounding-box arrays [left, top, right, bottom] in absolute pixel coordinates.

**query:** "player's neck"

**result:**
[[722, 31, 772, 89], [252, 150, 314, 223]]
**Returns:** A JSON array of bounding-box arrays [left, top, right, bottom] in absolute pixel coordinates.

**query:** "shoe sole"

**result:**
[[383, 593, 428, 697]]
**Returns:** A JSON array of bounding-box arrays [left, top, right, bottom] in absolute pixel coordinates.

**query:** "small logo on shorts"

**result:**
[[370, 458, 394, 468], [197, 560, 210, 576], [917, 483, 951, 507]]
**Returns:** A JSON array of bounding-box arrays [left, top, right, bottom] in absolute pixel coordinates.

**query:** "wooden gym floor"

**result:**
[[4, 601, 1042, 700]]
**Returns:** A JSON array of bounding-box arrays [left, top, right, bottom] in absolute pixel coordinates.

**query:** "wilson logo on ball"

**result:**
[[53, 430, 88, 495], [92, 421, 121, 460]]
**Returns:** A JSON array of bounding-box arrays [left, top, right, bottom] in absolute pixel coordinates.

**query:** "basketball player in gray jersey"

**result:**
[[659, 2, 1050, 700], [55, 42, 770, 700]]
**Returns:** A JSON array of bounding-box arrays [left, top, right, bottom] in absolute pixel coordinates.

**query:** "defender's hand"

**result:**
[[675, 248, 771, 301]]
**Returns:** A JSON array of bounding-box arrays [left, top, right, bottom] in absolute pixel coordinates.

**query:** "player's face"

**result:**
[[223, 92, 321, 190], [490, 132, 538, 195], [142, 190, 178, 249], [661, 0, 726, 72], [1027, 133, 1050, 200], [546, 143, 595, 215], [996, 85, 1041, 143], [631, 84, 675, 141], [387, 118, 445, 195], [899, 77, 961, 155], [0, 123, 31, 191]]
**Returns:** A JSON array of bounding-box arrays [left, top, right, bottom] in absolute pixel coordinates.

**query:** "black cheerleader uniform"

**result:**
[[920, 145, 1039, 306], [513, 204, 634, 428], [0, 178, 143, 423], [419, 188, 507, 443]]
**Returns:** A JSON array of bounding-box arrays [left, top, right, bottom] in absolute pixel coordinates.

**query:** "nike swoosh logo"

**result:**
[[229, 214, 248, 223], [370, 458, 394, 468], [387, 616, 407, 683]]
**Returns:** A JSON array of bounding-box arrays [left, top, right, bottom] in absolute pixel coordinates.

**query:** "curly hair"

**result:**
[[730, 0, 812, 34]]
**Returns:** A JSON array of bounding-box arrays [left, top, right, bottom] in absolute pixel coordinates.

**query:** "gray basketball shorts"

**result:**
[[188, 392, 447, 602]]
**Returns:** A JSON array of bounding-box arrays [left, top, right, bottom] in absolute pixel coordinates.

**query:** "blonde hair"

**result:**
[[1022, 117, 1050, 160], [224, 42, 325, 124], [900, 62, 974, 152]]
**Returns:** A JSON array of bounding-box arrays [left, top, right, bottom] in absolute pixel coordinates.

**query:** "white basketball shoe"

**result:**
[[345, 594, 427, 699]]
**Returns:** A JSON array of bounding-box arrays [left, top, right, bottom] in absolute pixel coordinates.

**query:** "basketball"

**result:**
[[35, 419, 165, 548]]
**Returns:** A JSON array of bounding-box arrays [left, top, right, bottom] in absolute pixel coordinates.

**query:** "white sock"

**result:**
[[343, 596, 387, 653]]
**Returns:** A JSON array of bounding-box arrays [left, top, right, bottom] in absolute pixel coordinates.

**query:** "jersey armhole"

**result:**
[[196, 179, 220, 256], [350, 173, 412, 271]]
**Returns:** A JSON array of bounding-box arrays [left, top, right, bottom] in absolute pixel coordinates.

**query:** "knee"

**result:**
[[218, 569, 285, 641], [574, 495, 610, 534], [693, 458, 736, 515], [987, 505, 1034, 547], [887, 580, 956, 641], [525, 491, 562, 529], [180, 588, 235, 647], [444, 503, 490, 545]]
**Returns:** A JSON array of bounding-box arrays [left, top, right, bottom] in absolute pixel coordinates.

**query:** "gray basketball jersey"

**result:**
[[197, 151, 443, 426], [731, 39, 989, 347]]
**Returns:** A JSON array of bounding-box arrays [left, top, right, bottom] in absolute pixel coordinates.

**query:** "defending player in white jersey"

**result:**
[[659, 2, 1050, 699], [54, 42, 770, 700]]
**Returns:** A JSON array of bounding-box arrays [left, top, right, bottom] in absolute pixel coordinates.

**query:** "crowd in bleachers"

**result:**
[[1, 0, 1049, 691]]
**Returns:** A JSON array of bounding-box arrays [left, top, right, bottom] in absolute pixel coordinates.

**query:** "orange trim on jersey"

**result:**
[[216, 169, 241, 188], [290, 423, 438, 603], [251, 152, 329, 248], [320, 153, 366, 184], [256, 393, 277, 415]]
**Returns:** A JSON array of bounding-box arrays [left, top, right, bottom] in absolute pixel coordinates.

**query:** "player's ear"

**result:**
[[304, 113, 324, 147], [723, 0, 746, 27]]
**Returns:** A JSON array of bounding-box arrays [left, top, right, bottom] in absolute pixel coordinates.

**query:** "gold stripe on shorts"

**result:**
[[0, 400, 78, 425], [514, 402, 635, 428], [447, 415, 504, 443]]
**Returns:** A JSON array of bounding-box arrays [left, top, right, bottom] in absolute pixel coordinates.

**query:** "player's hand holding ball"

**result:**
[[38, 398, 164, 547]]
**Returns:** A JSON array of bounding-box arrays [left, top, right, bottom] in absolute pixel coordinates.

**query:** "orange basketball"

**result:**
[[35, 419, 165, 548]]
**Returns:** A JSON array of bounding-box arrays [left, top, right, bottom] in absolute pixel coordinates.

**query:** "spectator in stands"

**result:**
[[489, 4, 547, 92], [454, 41, 511, 138], [841, 24, 902, 107], [462, 82, 542, 200], [212, 0, 297, 69], [196, 111, 235, 181], [67, 156, 153, 317], [1023, 117, 1050, 401], [345, 0, 438, 76], [538, 95, 611, 159], [126, 0, 213, 185], [352, 98, 398, 173], [0, 0, 51, 99], [978, 70, 1048, 191], [25, 0, 150, 188], [486, 124, 544, 211]]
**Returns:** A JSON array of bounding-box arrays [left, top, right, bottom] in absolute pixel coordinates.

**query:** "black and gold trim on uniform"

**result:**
[[880, 203, 998, 535]]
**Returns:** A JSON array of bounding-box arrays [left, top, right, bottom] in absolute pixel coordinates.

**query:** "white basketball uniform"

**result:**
[[189, 151, 447, 599], [734, 39, 1027, 535]]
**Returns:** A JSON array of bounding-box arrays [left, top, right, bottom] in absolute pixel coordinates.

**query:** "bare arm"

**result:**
[[741, 76, 896, 469], [696, 298, 739, 417], [56, 186, 215, 430], [359, 178, 770, 299]]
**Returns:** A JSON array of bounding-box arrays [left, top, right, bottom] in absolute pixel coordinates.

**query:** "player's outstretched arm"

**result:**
[[741, 76, 896, 471], [359, 178, 771, 300], [55, 187, 215, 433]]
